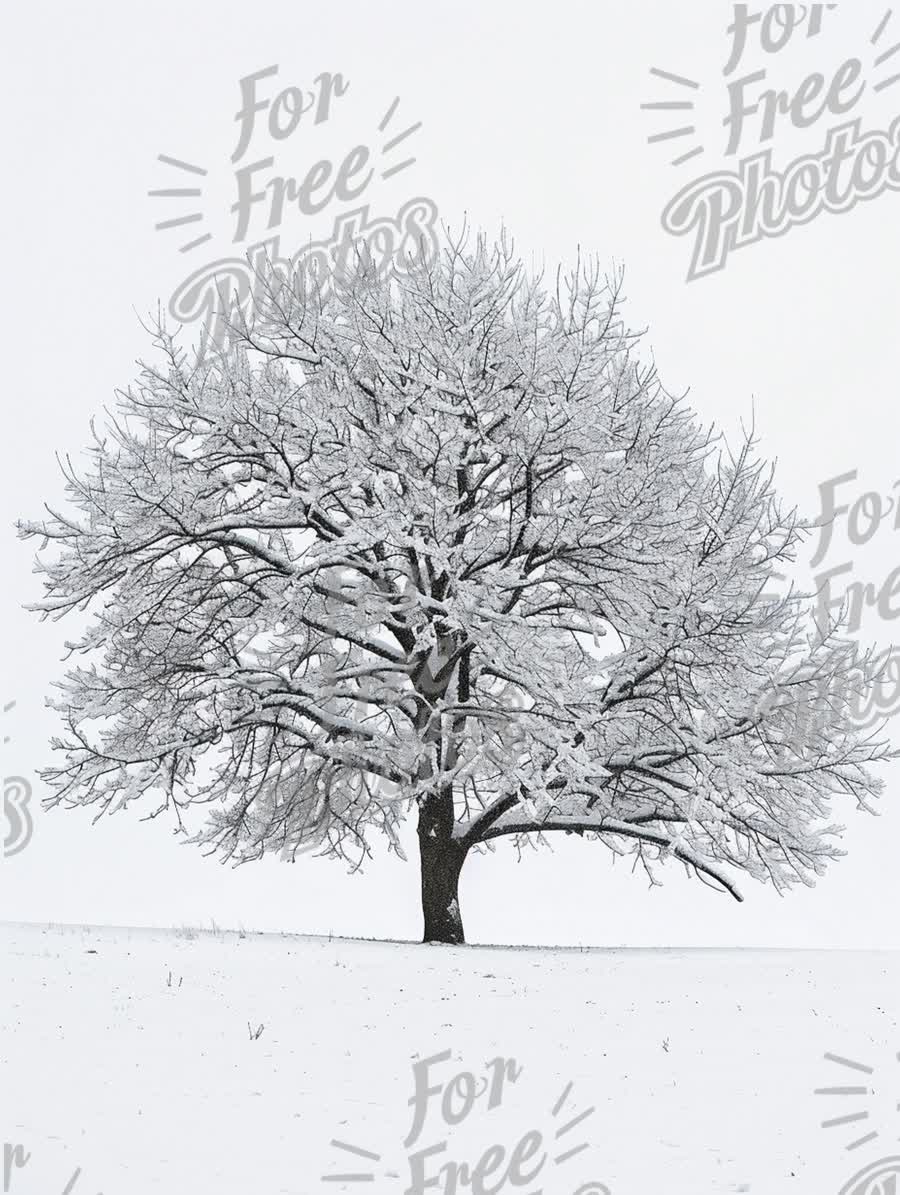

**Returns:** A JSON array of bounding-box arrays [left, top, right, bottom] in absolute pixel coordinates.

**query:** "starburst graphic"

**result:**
[[640, 67, 704, 168], [551, 1079, 596, 1165], [377, 96, 422, 180], [147, 155, 211, 253], [60, 1165, 104, 1194], [321, 1138, 395, 1184], [872, 9, 900, 92], [814, 1050, 900, 1152]]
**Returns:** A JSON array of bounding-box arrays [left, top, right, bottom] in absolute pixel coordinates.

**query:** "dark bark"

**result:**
[[417, 792, 468, 944]]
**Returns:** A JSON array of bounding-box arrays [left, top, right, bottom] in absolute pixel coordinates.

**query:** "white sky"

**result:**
[[3, 0, 900, 946]]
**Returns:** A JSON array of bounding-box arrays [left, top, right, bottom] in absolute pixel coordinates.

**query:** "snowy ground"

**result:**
[[2, 922, 898, 1194]]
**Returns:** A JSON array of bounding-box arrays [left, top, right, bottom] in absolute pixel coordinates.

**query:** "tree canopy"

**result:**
[[21, 230, 891, 942]]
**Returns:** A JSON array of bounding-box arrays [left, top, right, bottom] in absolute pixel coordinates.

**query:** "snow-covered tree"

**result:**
[[21, 231, 892, 943]]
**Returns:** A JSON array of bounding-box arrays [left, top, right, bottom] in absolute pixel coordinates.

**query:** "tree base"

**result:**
[[419, 824, 467, 945]]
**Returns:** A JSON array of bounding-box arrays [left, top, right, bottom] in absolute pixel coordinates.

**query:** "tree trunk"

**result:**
[[418, 799, 467, 944]]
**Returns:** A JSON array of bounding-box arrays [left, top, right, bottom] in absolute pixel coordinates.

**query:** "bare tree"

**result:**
[[20, 230, 892, 943]]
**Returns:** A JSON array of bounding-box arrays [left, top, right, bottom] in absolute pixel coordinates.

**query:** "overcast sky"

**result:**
[[3, 0, 900, 947]]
